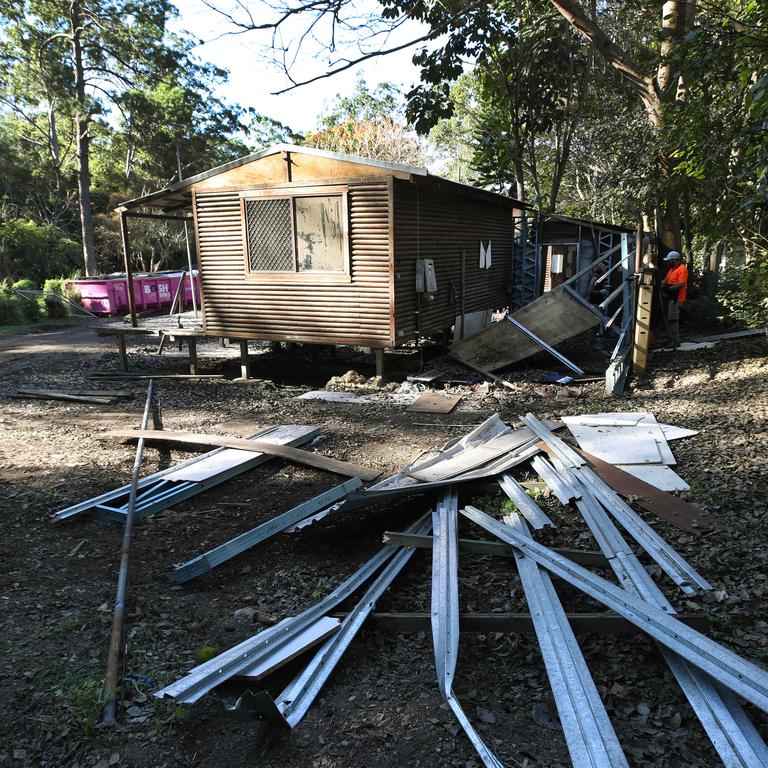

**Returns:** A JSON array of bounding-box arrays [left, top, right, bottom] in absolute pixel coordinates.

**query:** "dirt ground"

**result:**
[[1, 320, 767, 768]]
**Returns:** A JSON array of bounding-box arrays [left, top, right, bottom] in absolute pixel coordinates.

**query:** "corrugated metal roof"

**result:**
[[116, 144, 529, 211]]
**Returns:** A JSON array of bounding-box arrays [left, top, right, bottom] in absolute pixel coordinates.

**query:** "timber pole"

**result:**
[[119, 210, 138, 328], [175, 139, 198, 318], [101, 380, 155, 726]]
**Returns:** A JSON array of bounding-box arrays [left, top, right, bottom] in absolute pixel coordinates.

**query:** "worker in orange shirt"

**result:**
[[661, 250, 688, 347]]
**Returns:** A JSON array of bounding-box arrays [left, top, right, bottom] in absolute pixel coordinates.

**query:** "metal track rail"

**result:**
[[497, 473, 554, 529], [432, 489, 504, 768], [460, 505, 768, 714], [53, 425, 320, 521], [521, 415, 711, 594], [505, 513, 628, 767], [558, 464, 768, 767], [170, 477, 363, 583], [241, 512, 434, 728], [156, 540, 403, 704]]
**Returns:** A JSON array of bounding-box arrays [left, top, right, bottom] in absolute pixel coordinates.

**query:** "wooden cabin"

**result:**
[[118, 145, 528, 357]]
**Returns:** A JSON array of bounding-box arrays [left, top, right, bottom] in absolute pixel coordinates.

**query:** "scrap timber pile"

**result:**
[[58, 407, 768, 767]]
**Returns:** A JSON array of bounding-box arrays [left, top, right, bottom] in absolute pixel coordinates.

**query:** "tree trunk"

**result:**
[[47, 99, 61, 190], [701, 241, 723, 297], [547, 0, 685, 253], [70, 0, 97, 277]]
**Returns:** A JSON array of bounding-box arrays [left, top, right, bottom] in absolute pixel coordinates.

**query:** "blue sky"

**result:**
[[170, 0, 435, 133]]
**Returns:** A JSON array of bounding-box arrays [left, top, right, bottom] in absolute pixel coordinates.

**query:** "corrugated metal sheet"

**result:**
[[194, 180, 394, 346], [393, 178, 516, 341]]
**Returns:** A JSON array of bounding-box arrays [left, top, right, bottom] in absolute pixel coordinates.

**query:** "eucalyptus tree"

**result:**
[[0, 0, 186, 274]]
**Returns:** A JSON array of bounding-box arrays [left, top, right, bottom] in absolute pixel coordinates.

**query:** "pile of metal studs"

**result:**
[[61, 412, 768, 766]]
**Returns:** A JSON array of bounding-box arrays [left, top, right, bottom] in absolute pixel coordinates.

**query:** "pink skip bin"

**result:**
[[66, 271, 200, 316]]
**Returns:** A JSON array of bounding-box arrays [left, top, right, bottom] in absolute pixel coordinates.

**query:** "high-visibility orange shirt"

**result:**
[[666, 263, 688, 303]]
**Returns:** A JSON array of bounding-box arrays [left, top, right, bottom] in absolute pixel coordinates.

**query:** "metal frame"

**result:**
[[224, 513, 433, 727], [546, 454, 768, 766], [53, 426, 319, 522], [497, 473, 554, 529], [505, 315, 585, 375], [170, 477, 363, 583], [155, 536, 409, 705]]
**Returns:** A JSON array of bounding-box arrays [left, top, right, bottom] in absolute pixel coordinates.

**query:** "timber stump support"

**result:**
[[239, 340, 251, 380], [375, 348, 385, 379]]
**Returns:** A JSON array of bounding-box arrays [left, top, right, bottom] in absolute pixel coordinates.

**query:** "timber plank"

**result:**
[[103, 429, 380, 481], [576, 448, 709, 531]]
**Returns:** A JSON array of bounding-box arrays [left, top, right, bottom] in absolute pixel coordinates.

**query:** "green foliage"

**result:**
[[0, 0, 250, 275], [12, 278, 37, 290], [0, 218, 80, 284], [304, 78, 425, 165], [0, 277, 37, 324], [49, 669, 104, 748], [0, 297, 23, 325], [716, 259, 768, 328]]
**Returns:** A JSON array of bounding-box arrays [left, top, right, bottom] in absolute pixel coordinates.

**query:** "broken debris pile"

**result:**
[[67, 409, 766, 767]]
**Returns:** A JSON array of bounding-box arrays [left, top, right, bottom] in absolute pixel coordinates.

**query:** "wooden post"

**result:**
[[119, 210, 138, 328], [187, 336, 198, 375], [168, 270, 186, 316], [632, 268, 654, 377], [375, 348, 385, 379], [239, 340, 250, 380], [117, 334, 128, 372], [635, 222, 644, 272]]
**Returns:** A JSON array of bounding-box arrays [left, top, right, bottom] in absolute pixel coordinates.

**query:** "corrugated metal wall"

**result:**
[[393, 179, 515, 341], [194, 180, 394, 346]]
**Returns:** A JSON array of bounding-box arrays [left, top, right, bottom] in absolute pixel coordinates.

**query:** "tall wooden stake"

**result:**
[[101, 380, 155, 725]]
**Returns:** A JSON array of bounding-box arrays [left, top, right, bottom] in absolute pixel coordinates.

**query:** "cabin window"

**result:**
[[242, 190, 348, 276]]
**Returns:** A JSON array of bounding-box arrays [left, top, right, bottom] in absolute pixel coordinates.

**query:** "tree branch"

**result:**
[[546, 0, 662, 123]]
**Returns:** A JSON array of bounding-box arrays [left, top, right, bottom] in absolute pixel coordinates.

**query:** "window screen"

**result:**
[[244, 198, 294, 272], [295, 196, 345, 272]]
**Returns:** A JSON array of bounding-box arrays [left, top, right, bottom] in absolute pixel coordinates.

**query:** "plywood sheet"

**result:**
[[449, 286, 600, 371], [407, 392, 463, 414]]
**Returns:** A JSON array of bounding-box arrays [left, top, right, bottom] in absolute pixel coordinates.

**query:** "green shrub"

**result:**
[[44, 294, 68, 319], [0, 218, 80, 285], [18, 295, 40, 321], [716, 257, 768, 328], [12, 278, 37, 291], [11, 279, 40, 321], [0, 297, 24, 325], [43, 277, 67, 296]]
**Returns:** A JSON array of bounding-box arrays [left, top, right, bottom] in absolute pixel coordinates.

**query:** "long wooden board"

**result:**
[[449, 286, 600, 372], [576, 449, 709, 531], [103, 429, 380, 481]]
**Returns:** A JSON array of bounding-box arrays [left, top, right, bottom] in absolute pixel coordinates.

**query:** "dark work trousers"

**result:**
[[667, 298, 681, 347]]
